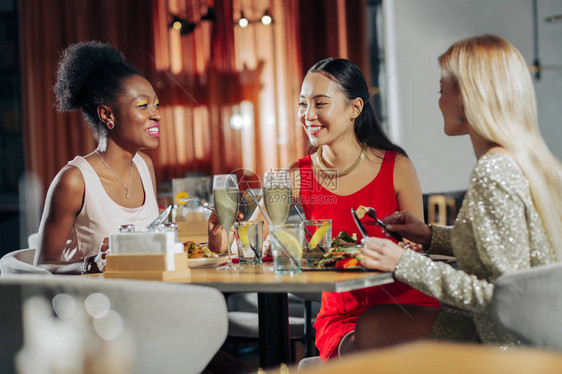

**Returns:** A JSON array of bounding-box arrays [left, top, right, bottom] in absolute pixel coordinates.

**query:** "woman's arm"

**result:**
[[35, 165, 85, 272], [393, 155, 424, 221], [364, 161, 535, 313]]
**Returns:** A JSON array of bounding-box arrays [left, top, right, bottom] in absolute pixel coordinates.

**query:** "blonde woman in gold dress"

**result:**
[[355, 34, 562, 348]]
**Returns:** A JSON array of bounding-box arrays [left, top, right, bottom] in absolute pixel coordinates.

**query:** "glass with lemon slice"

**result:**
[[269, 222, 305, 274], [304, 219, 332, 266], [234, 221, 264, 265]]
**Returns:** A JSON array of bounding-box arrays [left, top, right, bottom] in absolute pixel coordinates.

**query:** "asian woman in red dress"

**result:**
[[292, 58, 440, 360]]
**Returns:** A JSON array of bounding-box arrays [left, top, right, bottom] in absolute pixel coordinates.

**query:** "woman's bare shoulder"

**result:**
[[53, 165, 85, 193], [394, 153, 416, 171], [45, 165, 86, 213]]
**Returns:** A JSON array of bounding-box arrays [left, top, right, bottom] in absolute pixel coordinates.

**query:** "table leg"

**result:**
[[304, 299, 313, 357], [258, 292, 290, 367]]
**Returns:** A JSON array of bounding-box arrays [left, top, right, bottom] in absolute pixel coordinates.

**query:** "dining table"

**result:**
[[86, 263, 394, 368], [294, 341, 562, 374]]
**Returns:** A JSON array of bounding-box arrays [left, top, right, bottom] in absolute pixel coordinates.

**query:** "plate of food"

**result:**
[[303, 231, 375, 272], [303, 231, 456, 271], [188, 257, 228, 268], [183, 241, 228, 268]]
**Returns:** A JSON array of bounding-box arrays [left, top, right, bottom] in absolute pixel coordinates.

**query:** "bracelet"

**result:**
[[82, 255, 101, 274]]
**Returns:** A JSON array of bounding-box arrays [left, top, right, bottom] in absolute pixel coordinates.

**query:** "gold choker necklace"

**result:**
[[314, 143, 367, 177]]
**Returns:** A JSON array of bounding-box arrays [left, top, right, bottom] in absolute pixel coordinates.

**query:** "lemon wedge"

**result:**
[[175, 191, 189, 205], [308, 221, 331, 249], [238, 223, 250, 246], [272, 231, 304, 258]]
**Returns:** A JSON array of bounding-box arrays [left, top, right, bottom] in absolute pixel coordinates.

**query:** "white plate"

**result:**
[[187, 257, 227, 268]]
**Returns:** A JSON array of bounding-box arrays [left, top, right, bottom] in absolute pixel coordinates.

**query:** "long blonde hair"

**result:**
[[439, 34, 562, 259]]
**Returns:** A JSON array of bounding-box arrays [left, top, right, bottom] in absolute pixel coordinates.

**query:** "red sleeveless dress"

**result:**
[[297, 151, 440, 360]]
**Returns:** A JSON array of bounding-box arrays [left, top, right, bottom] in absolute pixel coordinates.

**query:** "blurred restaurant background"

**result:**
[[1, 0, 561, 257]]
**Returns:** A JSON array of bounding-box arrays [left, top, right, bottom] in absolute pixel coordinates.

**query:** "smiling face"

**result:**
[[298, 72, 358, 147], [112, 75, 161, 150], [438, 76, 468, 136]]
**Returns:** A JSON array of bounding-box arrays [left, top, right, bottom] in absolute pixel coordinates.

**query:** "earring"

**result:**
[[457, 117, 465, 125], [107, 121, 115, 129]]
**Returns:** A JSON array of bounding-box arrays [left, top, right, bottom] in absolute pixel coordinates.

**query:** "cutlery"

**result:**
[[362, 206, 403, 242], [246, 189, 301, 268], [146, 205, 172, 231], [353, 207, 427, 265], [349, 208, 374, 273], [291, 198, 325, 253], [178, 197, 215, 211], [351, 208, 369, 239]]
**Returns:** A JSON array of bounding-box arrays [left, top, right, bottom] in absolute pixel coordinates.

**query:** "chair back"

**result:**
[[492, 262, 562, 350], [0, 249, 51, 276], [0, 275, 228, 374], [27, 233, 38, 249]]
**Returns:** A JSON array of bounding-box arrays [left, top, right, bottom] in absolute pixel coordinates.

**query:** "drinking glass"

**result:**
[[213, 174, 239, 270], [270, 222, 304, 275], [304, 219, 332, 266], [263, 170, 292, 225], [234, 221, 264, 265]]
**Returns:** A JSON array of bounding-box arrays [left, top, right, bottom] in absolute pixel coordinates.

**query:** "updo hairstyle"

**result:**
[[54, 41, 139, 139]]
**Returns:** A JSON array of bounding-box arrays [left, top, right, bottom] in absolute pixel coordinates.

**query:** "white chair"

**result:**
[[492, 262, 562, 351], [0, 275, 228, 374], [0, 249, 51, 276], [27, 233, 38, 249]]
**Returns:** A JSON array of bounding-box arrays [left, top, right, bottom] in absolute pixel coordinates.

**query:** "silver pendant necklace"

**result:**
[[95, 150, 134, 198]]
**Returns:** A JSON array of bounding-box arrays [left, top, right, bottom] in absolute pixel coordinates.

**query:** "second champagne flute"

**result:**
[[213, 174, 239, 270], [263, 170, 292, 225]]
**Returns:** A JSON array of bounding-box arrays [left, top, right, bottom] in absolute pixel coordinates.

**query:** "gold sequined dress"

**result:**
[[394, 152, 555, 344]]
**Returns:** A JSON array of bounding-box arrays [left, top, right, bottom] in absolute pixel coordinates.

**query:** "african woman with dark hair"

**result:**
[[294, 58, 440, 359], [32, 41, 162, 274], [35, 42, 228, 274]]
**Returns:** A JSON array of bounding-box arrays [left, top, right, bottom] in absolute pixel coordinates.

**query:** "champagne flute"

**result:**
[[263, 170, 292, 225], [213, 174, 239, 270]]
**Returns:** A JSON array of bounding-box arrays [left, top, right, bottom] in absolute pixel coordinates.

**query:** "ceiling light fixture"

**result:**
[[169, 8, 216, 36], [261, 9, 272, 25], [235, 8, 274, 28], [238, 11, 249, 28], [201, 6, 217, 22]]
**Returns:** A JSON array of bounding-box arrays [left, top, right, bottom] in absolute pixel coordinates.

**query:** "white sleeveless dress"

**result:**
[[61, 154, 159, 263]]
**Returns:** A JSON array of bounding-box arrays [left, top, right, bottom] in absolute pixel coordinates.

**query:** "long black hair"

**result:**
[[54, 41, 140, 140], [308, 58, 406, 157]]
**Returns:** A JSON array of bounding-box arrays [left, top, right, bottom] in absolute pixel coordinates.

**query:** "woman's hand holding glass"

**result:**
[[207, 210, 230, 253], [207, 210, 244, 253], [213, 174, 240, 269]]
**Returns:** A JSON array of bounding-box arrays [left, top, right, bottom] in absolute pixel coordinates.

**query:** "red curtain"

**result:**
[[20, 0, 369, 197], [19, 0, 154, 195], [298, 0, 370, 81], [151, 0, 307, 185]]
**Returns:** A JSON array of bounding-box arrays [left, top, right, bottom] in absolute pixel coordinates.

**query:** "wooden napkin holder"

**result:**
[[104, 253, 190, 281], [105, 232, 190, 281]]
